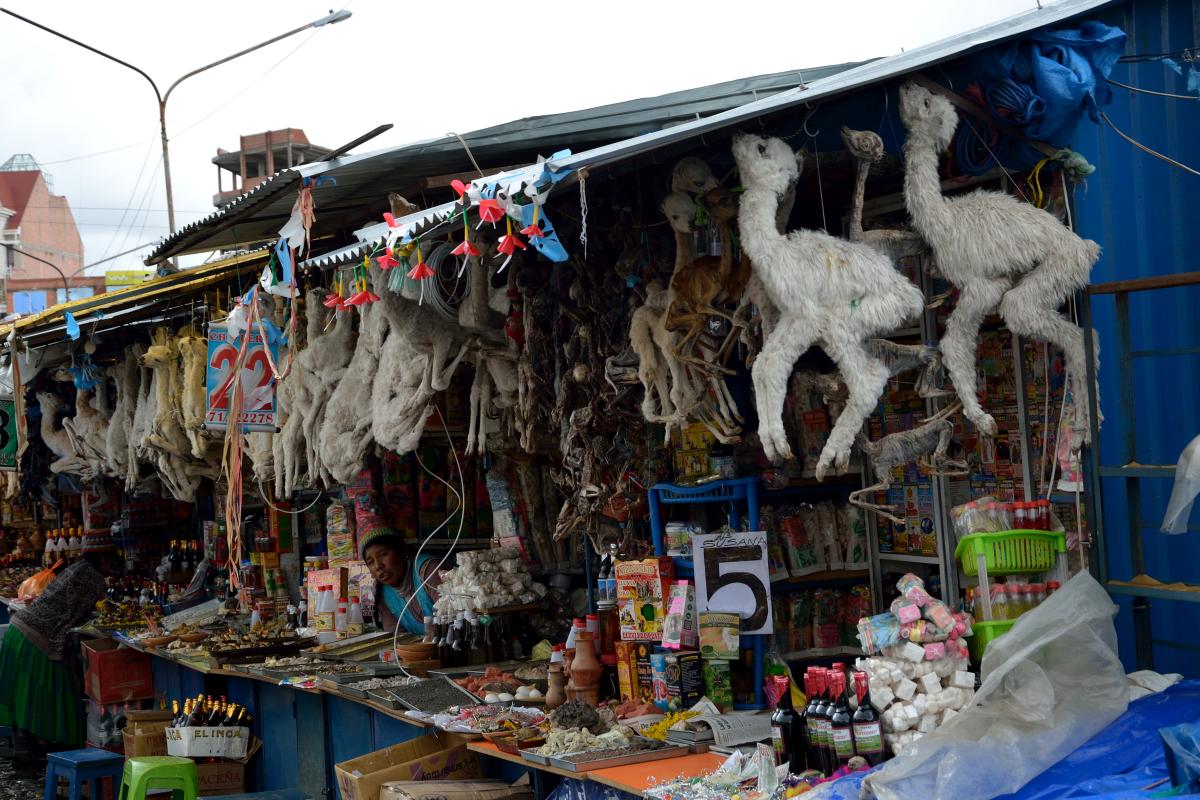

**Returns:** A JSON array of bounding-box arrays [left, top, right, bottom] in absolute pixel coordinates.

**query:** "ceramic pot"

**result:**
[[544, 664, 566, 710], [565, 632, 602, 705]]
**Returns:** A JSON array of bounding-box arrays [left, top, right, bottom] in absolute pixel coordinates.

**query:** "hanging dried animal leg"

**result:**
[[848, 477, 905, 525]]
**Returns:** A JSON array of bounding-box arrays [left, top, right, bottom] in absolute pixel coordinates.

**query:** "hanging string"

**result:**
[[578, 172, 589, 260], [813, 146, 827, 232]]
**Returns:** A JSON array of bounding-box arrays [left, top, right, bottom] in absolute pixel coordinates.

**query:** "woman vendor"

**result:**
[[361, 526, 441, 636], [0, 532, 118, 757]]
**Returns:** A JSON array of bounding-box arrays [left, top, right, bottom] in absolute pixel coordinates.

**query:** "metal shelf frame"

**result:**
[[1081, 269, 1200, 670]]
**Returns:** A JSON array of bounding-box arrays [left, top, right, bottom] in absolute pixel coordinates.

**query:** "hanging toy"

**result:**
[[406, 241, 435, 305], [345, 256, 380, 307], [376, 246, 399, 270], [323, 271, 345, 309], [476, 197, 504, 228], [494, 215, 527, 272], [520, 197, 546, 240], [450, 206, 481, 276]]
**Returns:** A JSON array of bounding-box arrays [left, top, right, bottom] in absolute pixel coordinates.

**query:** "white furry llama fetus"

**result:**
[[899, 81, 1100, 439], [732, 133, 924, 478]]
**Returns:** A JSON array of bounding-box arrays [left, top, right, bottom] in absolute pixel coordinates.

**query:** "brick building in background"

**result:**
[[0, 154, 103, 317]]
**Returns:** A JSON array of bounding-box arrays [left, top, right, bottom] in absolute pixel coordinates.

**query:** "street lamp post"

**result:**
[[0, 243, 71, 298], [0, 7, 352, 264]]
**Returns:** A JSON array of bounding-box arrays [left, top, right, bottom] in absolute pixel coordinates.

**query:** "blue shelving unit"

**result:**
[[647, 476, 765, 709]]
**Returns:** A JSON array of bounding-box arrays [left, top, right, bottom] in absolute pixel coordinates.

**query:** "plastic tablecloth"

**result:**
[[818, 680, 1200, 799]]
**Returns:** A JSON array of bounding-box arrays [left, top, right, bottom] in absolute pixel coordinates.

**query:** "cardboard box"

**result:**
[[632, 642, 655, 704], [82, 638, 153, 704], [335, 732, 480, 800], [126, 708, 174, 735], [698, 612, 741, 660], [665, 651, 703, 711], [380, 780, 533, 800], [165, 725, 251, 759], [196, 760, 245, 796], [614, 641, 636, 701], [615, 557, 674, 641], [661, 581, 697, 650], [195, 738, 261, 797], [123, 729, 167, 757]]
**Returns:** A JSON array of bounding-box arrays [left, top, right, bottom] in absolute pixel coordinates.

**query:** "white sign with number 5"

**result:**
[[691, 531, 773, 635]]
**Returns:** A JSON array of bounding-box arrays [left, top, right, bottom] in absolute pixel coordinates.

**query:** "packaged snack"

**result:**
[[703, 659, 733, 712], [779, 506, 824, 576], [699, 612, 741, 659], [813, 589, 842, 649], [789, 592, 814, 652], [841, 505, 869, 570], [662, 581, 698, 650]]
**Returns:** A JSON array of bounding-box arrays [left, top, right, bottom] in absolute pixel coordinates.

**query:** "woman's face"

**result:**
[[364, 543, 407, 588]]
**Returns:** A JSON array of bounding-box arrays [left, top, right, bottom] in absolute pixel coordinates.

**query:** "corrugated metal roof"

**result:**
[[2, 248, 269, 346], [143, 62, 860, 265], [302, 0, 1113, 270]]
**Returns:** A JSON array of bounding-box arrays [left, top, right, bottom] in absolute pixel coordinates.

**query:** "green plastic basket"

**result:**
[[953, 529, 1066, 576], [970, 618, 1016, 662]]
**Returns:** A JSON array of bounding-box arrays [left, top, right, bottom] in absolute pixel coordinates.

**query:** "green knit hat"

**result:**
[[358, 526, 404, 559]]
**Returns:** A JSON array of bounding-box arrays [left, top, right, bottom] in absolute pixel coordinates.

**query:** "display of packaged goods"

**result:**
[[615, 557, 674, 641]]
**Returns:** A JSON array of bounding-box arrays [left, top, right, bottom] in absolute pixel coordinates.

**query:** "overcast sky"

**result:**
[[0, 0, 1046, 274]]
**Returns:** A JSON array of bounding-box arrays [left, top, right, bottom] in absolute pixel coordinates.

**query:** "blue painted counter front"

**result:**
[[147, 654, 526, 798]]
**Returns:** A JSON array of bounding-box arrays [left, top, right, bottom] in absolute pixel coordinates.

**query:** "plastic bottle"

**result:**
[[347, 598, 364, 637], [990, 583, 1008, 621], [297, 599, 308, 628], [1033, 582, 1046, 607], [335, 598, 349, 639], [565, 618, 584, 650], [1045, 580, 1061, 598], [68, 527, 82, 561], [585, 614, 599, 638], [249, 603, 262, 629], [1022, 584, 1037, 614], [316, 585, 337, 644], [1006, 583, 1023, 618], [43, 534, 54, 568]]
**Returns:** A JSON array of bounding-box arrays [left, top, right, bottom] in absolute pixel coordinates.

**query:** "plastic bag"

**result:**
[[1161, 722, 1200, 790], [861, 571, 1127, 800], [18, 564, 59, 602], [1161, 433, 1200, 534]]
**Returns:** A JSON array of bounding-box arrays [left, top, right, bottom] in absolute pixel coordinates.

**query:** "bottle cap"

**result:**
[[1047, 580, 1061, 590], [351, 597, 360, 604], [586, 614, 598, 621]]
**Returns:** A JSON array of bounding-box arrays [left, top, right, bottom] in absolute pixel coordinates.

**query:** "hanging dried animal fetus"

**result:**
[[732, 133, 924, 478], [841, 127, 925, 261], [849, 403, 967, 523], [899, 81, 1101, 440]]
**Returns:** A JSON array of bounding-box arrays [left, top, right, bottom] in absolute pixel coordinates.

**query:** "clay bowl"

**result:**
[[393, 643, 436, 661], [140, 634, 177, 648]]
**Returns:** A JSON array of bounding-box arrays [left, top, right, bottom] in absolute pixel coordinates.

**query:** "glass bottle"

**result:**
[[814, 668, 834, 775], [851, 671, 884, 766], [829, 672, 854, 768], [804, 669, 822, 772], [770, 675, 797, 768]]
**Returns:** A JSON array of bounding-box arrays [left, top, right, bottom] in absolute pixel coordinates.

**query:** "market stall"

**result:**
[[2, 4, 1198, 800]]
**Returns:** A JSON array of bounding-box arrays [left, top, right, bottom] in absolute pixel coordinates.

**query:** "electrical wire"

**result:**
[[391, 407, 467, 668], [1100, 111, 1200, 177], [1106, 77, 1200, 101], [96, 136, 157, 264], [255, 479, 323, 515]]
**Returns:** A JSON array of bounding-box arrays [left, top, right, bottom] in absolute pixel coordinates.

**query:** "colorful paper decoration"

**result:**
[[495, 216, 527, 272]]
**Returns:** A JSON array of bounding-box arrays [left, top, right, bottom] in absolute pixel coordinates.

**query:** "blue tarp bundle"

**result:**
[[956, 20, 1127, 173], [819, 680, 1200, 799]]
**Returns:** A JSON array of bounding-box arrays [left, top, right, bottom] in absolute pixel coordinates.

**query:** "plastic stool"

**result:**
[[44, 748, 124, 800], [118, 756, 199, 800]]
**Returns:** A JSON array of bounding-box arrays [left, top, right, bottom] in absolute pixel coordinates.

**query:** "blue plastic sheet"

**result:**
[[958, 20, 1127, 172], [817, 680, 1200, 799]]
